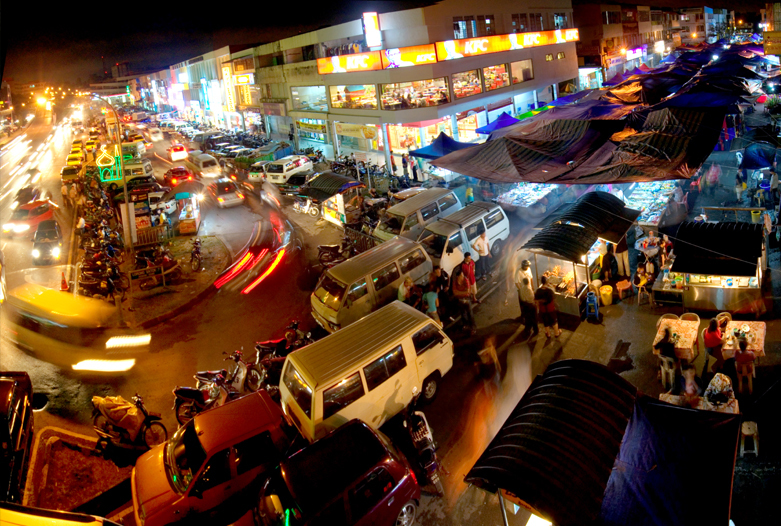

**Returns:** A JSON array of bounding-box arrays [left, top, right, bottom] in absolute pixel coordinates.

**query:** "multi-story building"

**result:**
[[763, 3, 780, 31]]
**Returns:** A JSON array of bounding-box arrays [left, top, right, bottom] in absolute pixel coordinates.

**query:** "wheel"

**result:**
[[170, 269, 182, 282], [143, 422, 168, 448], [140, 278, 155, 291], [246, 367, 265, 392], [395, 500, 417, 526], [318, 252, 335, 266], [175, 399, 197, 425], [93, 413, 109, 431], [308, 206, 320, 218], [191, 255, 201, 272], [421, 375, 439, 403], [490, 239, 504, 259]]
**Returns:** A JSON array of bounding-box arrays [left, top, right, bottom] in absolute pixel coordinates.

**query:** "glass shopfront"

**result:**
[[380, 78, 450, 110], [483, 64, 510, 91], [387, 125, 421, 151], [457, 108, 487, 143], [452, 70, 482, 99], [291, 86, 328, 112], [510, 59, 534, 84], [329, 85, 378, 110], [296, 118, 327, 143]]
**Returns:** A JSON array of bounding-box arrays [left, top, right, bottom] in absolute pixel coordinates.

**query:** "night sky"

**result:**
[[0, 0, 765, 85]]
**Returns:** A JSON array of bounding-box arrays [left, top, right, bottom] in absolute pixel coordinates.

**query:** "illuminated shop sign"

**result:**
[[222, 65, 236, 112], [381, 44, 438, 69], [626, 47, 643, 60], [317, 52, 383, 74], [234, 73, 255, 85], [436, 29, 580, 60], [363, 12, 382, 48], [178, 72, 189, 83]]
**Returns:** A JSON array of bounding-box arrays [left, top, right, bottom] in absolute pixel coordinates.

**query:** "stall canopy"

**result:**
[[162, 180, 204, 201], [535, 191, 641, 244], [522, 222, 598, 262], [671, 221, 765, 277], [298, 171, 362, 202], [602, 71, 628, 87], [475, 112, 519, 134], [465, 359, 741, 526], [740, 141, 778, 170], [408, 132, 475, 160]]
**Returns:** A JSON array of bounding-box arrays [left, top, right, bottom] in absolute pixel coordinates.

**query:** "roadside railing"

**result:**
[[136, 225, 171, 247], [343, 223, 382, 254]]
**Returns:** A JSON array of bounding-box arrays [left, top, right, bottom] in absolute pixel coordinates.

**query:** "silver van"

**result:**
[[311, 237, 433, 333], [186, 152, 221, 178], [374, 188, 462, 242], [418, 202, 510, 276]]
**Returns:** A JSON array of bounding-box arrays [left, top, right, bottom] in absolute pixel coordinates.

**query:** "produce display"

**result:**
[[497, 182, 557, 208], [619, 181, 676, 226]]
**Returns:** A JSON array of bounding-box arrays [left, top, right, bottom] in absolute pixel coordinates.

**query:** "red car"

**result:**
[[3, 200, 56, 236], [163, 166, 195, 187]]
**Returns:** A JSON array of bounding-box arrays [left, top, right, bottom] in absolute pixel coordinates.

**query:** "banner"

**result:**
[[765, 31, 781, 55], [296, 121, 327, 134], [436, 28, 579, 60], [381, 44, 437, 69], [334, 122, 378, 140], [317, 52, 383, 74]]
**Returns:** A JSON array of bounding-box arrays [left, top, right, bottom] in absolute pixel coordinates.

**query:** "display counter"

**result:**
[[538, 258, 591, 317], [619, 181, 676, 228], [497, 183, 560, 222], [680, 272, 762, 313]]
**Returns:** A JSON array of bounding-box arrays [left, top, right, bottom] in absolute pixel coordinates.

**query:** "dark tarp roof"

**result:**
[[671, 221, 765, 276], [740, 142, 777, 169], [475, 112, 519, 134], [598, 396, 740, 526], [299, 171, 362, 202], [465, 360, 638, 525], [466, 359, 741, 526], [547, 90, 594, 107], [534, 191, 641, 244], [602, 71, 628, 86], [408, 131, 475, 160], [522, 222, 598, 262]]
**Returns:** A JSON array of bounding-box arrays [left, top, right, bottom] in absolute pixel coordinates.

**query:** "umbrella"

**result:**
[[162, 180, 205, 201], [757, 94, 768, 103]]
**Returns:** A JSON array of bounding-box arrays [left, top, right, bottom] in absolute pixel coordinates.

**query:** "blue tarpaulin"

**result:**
[[409, 132, 475, 160], [740, 142, 778, 169], [475, 112, 520, 134]]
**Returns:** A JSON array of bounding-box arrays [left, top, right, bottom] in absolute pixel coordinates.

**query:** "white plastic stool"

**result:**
[[740, 421, 759, 458]]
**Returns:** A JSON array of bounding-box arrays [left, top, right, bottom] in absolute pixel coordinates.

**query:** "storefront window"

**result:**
[[296, 118, 327, 143], [456, 109, 486, 142], [329, 85, 378, 110], [452, 70, 482, 99], [422, 117, 451, 145], [380, 78, 449, 110], [483, 64, 510, 92], [510, 59, 534, 85], [291, 86, 327, 112], [388, 125, 422, 152]]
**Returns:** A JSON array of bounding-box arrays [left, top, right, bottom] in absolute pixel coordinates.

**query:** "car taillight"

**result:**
[[218, 197, 224, 202], [407, 467, 418, 486], [172, 178, 177, 185], [237, 193, 244, 199]]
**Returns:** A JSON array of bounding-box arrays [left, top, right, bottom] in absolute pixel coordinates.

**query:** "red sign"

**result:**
[[435, 29, 580, 60], [380, 44, 437, 69], [317, 52, 383, 74]]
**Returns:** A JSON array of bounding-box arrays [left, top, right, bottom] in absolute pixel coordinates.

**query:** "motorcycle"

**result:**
[[254, 320, 313, 361], [172, 373, 238, 425], [220, 350, 264, 394], [402, 404, 444, 495], [92, 394, 168, 451], [79, 273, 125, 302], [190, 238, 202, 272], [292, 196, 320, 217], [318, 237, 355, 266]]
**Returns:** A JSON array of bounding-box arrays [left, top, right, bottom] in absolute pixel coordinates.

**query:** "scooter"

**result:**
[[172, 373, 239, 425], [220, 350, 264, 394], [292, 196, 320, 217], [402, 404, 444, 495], [92, 394, 168, 451], [254, 320, 313, 361], [318, 237, 355, 265]]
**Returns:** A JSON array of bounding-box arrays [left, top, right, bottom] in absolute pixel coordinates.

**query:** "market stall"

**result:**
[[162, 181, 204, 235], [497, 182, 562, 221], [670, 221, 766, 313], [296, 172, 364, 228]]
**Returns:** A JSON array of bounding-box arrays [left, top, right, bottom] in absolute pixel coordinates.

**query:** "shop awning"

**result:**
[[162, 180, 204, 201], [408, 131, 475, 160], [299, 171, 362, 202], [671, 221, 765, 277], [475, 112, 520, 134], [522, 222, 598, 263], [465, 359, 741, 526]]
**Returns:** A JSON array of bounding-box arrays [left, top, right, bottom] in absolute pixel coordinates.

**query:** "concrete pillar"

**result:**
[[333, 121, 341, 158], [381, 123, 392, 172], [450, 114, 459, 140]]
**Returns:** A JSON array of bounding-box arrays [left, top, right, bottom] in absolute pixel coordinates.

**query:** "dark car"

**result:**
[[126, 176, 169, 194], [278, 174, 310, 196], [163, 166, 195, 187], [31, 219, 63, 265], [10, 186, 43, 211], [0, 372, 34, 503], [257, 420, 420, 526]]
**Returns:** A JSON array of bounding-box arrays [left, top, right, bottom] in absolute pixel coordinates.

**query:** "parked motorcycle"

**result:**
[[221, 349, 264, 393], [190, 238, 202, 271], [254, 320, 313, 361], [292, 196, 320, 217], [402, 404, 444, 495], [172, 373, 238, 425], [318, 237, 356, 265], [79, 273, 125, 302], [92, 394, 168, 451]]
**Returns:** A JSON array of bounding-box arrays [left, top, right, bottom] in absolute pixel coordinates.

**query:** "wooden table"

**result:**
[[659, 393, 740, 414], [721, 321, 766, 359], [653, 319, 700, 362]]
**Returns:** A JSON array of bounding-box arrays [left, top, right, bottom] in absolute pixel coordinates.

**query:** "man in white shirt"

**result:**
[[471, 231, 491, 280], [515, 273, 538, 337]]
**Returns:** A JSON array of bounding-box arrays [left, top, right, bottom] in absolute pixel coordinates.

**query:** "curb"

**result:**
[[135, 236, 231, 329]]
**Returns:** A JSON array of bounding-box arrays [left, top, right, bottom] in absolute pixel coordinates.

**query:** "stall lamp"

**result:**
[[527, 515, 552, 526], [712, 54, 719, 61], [197, 194, 204, 201], [620, 48, 627, 55]]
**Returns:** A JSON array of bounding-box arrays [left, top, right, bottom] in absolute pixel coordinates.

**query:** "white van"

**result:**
[[0, 502, 120, 526], [264, 155, 313, 184], [191, 130, 219, 144], [311, 237, 433, 333], [418, 202, 510, 276], [121, 141, 146, 158], [374, 188, 462, 242], [147, 127, 163, 141], [105, 158, 155, 191], [186, 152, 221, 178], [281, 301, 453, 442]]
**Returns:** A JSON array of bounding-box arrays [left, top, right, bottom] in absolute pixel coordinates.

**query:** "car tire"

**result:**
[[490, 239, 503, 259], [421, 374, 439, 403], [395, 500, 417, 526], [175, 399, 197, 425]]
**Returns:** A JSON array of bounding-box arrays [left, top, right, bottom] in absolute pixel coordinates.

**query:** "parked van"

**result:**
[[281, 301, 453, 442], [191, 130, 219, 144], [186, 152, 221, 178], [373, 188, 462, 242], [0, 502, 120, 526], [121, 141, 146, 159], [105, 158, 154, 191], [417, 202, 510, 275], [264, 155, 313, 184], [311, 237, 432, 333]]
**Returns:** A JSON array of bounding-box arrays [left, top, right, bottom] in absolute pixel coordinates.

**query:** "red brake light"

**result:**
[[172, 178, 177, 185], [242, 249, 285, 294], [237, 193, 244, 199], [407, 468, 418, 486], [218, 197, 224, 202], [188, 176, 192, 181], [230, 174, 236, 180]]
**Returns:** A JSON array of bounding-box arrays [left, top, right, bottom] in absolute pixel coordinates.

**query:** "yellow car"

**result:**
[[66, 154, 83, 166]]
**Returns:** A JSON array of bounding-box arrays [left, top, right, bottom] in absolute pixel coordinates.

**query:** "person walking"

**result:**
[[402, 154, 409, 178], [423, 284, 440, 323], [706, 163, 721, 197], [461, 253, 479, 303], [61, 184, 70, 207], [517, 276, 538, 337], [770, 169, 779, 209], [411, 160, 419, 182], [735, 171, 745, 204], [77, 216, 86, 236], [68, 183, 78, 208], [615, 235, 630, 278], [534, 276, 562, 338], [390, 151, 397, 175], [471, 231, 491, 280], [452, 270, 475, 332], [397, 276, 413, 303]]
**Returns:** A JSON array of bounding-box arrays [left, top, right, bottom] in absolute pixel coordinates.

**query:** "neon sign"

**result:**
[[223, 66, 236, 112], [435, 29, 580, 60], [362, 12, 382, 48], [317, 52, 383, 74], [96, 145, 128, 182], [381, 44, 437, 69]]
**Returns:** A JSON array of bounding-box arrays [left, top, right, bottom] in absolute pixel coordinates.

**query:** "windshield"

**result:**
[[11, 209, 29, 220], [266, 163, 286, 174], [313, 274, 346, 312], [166, 420, 207, 493], [418, 230, 448, 258], [34, 229, 57, 242], [202, 160, 217, 168], [377, 213, 404, 235], [282, 362, 313, 418]]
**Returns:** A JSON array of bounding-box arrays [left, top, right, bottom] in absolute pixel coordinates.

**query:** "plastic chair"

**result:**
[[717, 312, 732, 322], [680, 312, 700, 324], [740, 422, 759, 457], [656, 313, 679, 329], [637, 285, 650, 305], [737, 362, 755, 395], [586, 291, 599, 321], [616, 280, 632, 299], [659, 355, 676, 391]]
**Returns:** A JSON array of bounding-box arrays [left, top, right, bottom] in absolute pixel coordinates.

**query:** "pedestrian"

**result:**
[[411, 160, 419, 182], [465, 186, 474, 203], [452, 270, 475, 331], [68, 183, 78, 207], [703, 317, 727, 376], [390, 151, 397, 175], [601, 243, 618, 281], [429, 266, 451, 320], [659, 234, 674, 266], [615, 235, 630, 278], [397, 276, 413, 303], [423, 284, 440, 323], [461, 253, 479, 303], [534, 276, 562, 338], [519, 259, 534, 288], [706, 163, 721, 197], [61, 184, 70, 207], [402, 154, 409, 178], [77, 216, 86, 236], [516, 276, 538, 337], [471, 231, 491, 280], [770, 169, 779, 208], [735, 171, 745, 203]]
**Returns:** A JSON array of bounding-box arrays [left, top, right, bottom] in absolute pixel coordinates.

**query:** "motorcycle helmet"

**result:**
[[521, 260, 531, 270]]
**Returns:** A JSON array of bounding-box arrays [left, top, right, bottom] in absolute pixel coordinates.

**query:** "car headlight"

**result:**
[[10, 202, 18, 210], [2, 224, 13, 232], [32, 249, 40, 258], [13, 224, 30, 233], [52, 247, 61, 258]]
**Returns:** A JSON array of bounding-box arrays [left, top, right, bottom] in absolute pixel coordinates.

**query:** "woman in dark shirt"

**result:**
[[654, 328, 676, 359]]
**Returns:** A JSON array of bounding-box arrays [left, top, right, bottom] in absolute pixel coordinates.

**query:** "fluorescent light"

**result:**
[[72, 359, 136, 372], [527, 515, 552, 526]]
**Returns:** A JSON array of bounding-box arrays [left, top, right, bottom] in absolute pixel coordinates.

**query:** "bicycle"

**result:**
[[190, 238, 202, 272]]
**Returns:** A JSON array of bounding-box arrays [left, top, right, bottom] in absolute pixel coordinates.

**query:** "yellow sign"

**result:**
[[223, 65, 236, 112], [765, 31, 781, 55], [334, 122, 378, 140], [296, 121, 327, 134]]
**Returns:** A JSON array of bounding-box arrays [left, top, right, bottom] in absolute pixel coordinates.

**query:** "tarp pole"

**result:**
[[498, 492, 511, 526], [534, 253, 540, 289]]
